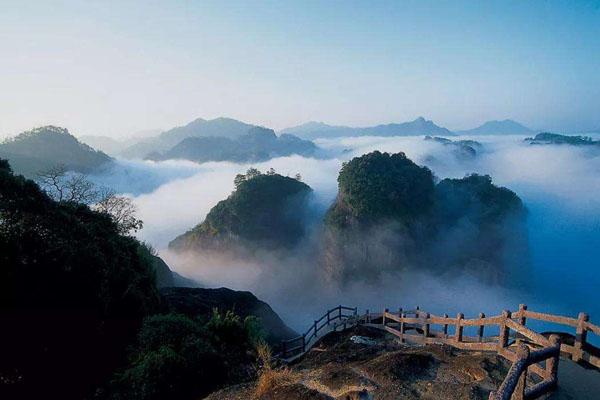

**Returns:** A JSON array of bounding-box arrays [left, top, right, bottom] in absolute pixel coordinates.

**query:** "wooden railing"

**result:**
[[279, 305, 357, 359], [360, 305, 600, 399], [279, 304, 600, 399]]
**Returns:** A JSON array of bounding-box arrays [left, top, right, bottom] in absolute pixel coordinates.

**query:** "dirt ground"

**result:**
[[205, 326, 512, 399]]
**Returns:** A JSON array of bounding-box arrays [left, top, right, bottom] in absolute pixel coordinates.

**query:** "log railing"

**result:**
[[278, 305, 357, 359], [359, 304, 599, 399], [278, 304, 599, 399]]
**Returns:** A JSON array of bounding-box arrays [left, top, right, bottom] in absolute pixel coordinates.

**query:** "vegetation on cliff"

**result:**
[[0, 158, 159, 398], [170, 168, 313, 253], [326, 151, 435, 229], [160, 287, 297, 344], [323, 151, 526, 283], [0, 159, 294, 400]]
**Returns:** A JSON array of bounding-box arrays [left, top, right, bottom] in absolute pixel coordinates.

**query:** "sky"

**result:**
[[1, 0, 599, 138]]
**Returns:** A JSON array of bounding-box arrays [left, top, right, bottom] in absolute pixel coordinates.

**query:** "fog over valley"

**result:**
[[78, 132, 600, 332], [4, 3, 600, 398]]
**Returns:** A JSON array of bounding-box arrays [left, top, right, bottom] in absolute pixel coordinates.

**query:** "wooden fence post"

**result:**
[[366, 309, 370, 324], [398, 307, 403, 324], [400, 312, 405, 342], [383, 308, 388, 327], [423, 312, 430, 340], [478, 312, 485, 342], [518, 304, 527, 326], [514, 345, 530, 400], [302, 334, 306, 352], [455, 313, 464, 343], [498, 310, 511, 351], [443, 313, 449, 339], [574, 312, 589, 362], [547, 334, 560, 385]]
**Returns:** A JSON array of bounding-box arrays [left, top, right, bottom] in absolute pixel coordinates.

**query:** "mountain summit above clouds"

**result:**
[[280, 117, 453, 139], [455, 119, 533, 135], [120, 117, 259, 159]]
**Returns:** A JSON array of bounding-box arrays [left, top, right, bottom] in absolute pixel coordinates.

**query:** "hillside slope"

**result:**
[[160, 287, 297, 344], [170, 171, 313, 253], [0, 126, 112, 176]]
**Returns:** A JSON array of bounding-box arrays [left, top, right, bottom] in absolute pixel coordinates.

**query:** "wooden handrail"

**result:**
[[278, 304, 598, 399], [278, 305, 357, 359]]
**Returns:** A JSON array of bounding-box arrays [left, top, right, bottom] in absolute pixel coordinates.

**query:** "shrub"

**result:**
[[111, 310, 263, 400]]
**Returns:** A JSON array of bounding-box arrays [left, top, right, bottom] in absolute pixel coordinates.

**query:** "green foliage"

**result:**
[[111, 310, 263, 400], [327, 151, 435, 227], [435, 174, 524, 226], [323, 152, 527, 282], [0, 159, 160, 399], [170, 172, 313, 251], [205, 308, 263, 349], [116, 346, 189, 400]]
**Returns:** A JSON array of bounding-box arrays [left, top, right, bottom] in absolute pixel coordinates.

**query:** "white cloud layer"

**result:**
[[90, 134, 600, 330]]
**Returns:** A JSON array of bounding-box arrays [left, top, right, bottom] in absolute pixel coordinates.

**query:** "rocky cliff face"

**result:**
[[322, 151, 526, 284]]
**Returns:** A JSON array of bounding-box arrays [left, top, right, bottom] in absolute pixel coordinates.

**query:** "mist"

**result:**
[[90, 134, 600, 332]]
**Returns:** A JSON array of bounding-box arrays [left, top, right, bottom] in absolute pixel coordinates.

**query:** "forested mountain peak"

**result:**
[[170, 169, 312, 253], [0, 125, 112, 176]]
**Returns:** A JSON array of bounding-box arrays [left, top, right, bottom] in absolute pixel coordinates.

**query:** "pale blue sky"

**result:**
[[1, 0, 599, 137]]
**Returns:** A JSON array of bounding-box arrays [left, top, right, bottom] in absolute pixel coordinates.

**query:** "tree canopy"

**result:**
[[170, 169, 312, 252], [0, 158, 159, 399], [327, 151, 435, 228]]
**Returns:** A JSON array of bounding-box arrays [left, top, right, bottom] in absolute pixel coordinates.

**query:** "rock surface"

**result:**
[[206, 326, 511, 399]]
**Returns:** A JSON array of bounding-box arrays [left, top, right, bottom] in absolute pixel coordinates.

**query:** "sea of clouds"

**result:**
[[88, 134, 600, 332]]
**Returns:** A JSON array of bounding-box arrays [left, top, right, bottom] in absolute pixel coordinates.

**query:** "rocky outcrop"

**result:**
[[206, 326, 511, 399], [159, 287, 297, 344], [322, 151, 526, 284], [169, 172, 313, 254], [424, 135, 482, 160]]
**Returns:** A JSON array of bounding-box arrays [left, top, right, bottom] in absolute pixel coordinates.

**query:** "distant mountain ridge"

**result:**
[[148, 126, 318, 163], [0, 126, 112, 177], [120, 117, 258, 159], [282, 118, 536, 138], [525, 132, 600, 146], [455, 119, 533, 135], [281, 117, 453, 139]]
